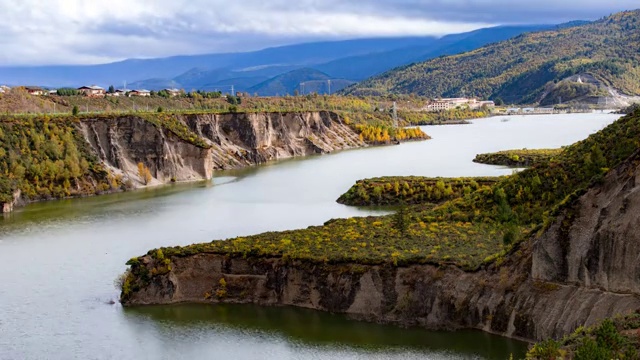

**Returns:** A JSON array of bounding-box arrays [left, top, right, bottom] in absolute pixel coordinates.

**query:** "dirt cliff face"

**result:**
[[75, 111, 363, 187], [181, 111, 364, 170], [122, 151, 640, 342], [532, 151, 640, 293], [79, 117, 213, 185]]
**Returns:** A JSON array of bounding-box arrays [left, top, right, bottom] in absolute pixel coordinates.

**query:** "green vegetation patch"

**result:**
[[147, 215, 517, 271], [0, 116, 119, 202], [474, 149, 563, 167], [398, 108, 489, 125], [527, 313, 640, 359], [137, 113, 211, 149], [337, 176, 502, 206]]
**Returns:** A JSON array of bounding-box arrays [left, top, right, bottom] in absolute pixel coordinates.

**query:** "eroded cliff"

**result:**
[[122, 149, 640, 342], [79, 117, 213, 185], [180, 111, 365, 169], [1, 111, 368, 211], [79, 111, 364, 184]]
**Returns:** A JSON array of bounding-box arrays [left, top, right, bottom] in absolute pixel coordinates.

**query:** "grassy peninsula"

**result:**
[[473, 149, 563, 167]]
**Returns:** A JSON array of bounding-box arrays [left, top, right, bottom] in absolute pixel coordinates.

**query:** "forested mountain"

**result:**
[[314, 25, 550, 81], [345, 10, 640, 105]]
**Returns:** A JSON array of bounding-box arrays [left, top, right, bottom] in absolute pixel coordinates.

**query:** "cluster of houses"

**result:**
[[3, 85, 184, 98], [506, 107, 555, 114], [425, 98, 496, 112]]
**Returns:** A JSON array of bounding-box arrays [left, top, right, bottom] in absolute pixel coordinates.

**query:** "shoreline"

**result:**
[[2, 134, 430, 214]]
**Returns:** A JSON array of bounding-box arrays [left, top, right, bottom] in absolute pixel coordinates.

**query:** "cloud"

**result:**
[[0, 0, 636, 66]]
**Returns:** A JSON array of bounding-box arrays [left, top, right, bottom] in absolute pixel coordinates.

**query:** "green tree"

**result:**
[[72, 106, 79, 116], [226, 95, 238, 105], [108, 85, 115, 94], [392, 203, 409, 236]]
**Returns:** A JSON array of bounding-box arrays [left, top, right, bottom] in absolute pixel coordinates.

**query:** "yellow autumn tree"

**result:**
[[137, 162, 152, 185]]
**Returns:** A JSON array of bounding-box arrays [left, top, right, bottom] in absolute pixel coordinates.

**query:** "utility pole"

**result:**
[[327, 80, 331, 95], [392, 101, 398, 129], [231, 85, 235, 97], [300, 82, 305, 95]]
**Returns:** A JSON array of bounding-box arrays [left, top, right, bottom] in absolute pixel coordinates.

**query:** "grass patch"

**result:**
[[337, 176, 502, 206], [527, 313, 640, 359]]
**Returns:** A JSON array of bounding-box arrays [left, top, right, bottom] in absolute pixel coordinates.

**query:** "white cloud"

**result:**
[[0, 0, 635, 66]]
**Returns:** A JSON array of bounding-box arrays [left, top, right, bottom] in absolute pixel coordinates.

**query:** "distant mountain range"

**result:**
[[344, 11, 640, 105], [0, 24, 555, 96]]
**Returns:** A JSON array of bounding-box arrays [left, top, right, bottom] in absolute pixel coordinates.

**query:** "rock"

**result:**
[[1, 189, 21, 213]]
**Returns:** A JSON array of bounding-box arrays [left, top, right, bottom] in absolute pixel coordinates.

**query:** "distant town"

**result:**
[[0, 84, 603, 116]]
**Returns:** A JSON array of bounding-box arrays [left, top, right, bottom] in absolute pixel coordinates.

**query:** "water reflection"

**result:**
[[125, 304, 528, 359]]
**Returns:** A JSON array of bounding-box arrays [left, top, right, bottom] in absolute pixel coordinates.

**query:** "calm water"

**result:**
[[0, 114, 619, 360]]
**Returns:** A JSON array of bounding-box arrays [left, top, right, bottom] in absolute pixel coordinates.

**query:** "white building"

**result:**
[[426, 100, 451, 111], [163, 88, 182, 97], [129, 89, 151, 97]]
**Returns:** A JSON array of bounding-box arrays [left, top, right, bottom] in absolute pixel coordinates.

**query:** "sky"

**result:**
[[0, 0, 637, 66]]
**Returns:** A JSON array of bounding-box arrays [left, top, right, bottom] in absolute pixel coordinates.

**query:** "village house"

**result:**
[[536, 107, 555, 114], [477, 100, 496, 108], [106, 89, 127, 97], [78, 85, 106, 97], [24, 86, 46, 96], [442, 98, 472, 107], [48, 89, 57, 95], [426, 100, 451, 111], [128, 89, 151, 97], [163, 88, 182, 97]]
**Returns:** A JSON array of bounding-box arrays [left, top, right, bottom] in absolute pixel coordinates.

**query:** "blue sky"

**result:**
[[0, 0, 637, 66]]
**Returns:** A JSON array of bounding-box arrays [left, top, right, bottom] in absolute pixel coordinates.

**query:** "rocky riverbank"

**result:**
[[3, 111, 421, 212]]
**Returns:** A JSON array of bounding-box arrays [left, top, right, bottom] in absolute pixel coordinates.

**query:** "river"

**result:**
[[0, 113, 619, 360]]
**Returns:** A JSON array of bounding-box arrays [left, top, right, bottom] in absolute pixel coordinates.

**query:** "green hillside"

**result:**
[[248, 68, 354, 96], [345, 10, 640, 104]]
